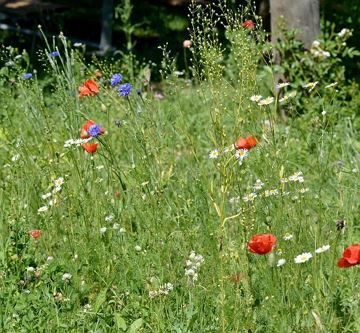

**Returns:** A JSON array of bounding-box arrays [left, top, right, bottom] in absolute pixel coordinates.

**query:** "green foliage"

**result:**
[[0, 1, 360, 332]]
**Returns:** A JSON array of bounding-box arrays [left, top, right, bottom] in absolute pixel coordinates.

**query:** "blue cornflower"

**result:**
[[87, 124, 102, 137], [22, 73, 33, 80], [118, 83, 132, 97], [136, 88, 142, 95], [110, 73, 123, 87], [48, 51, 60, 57]]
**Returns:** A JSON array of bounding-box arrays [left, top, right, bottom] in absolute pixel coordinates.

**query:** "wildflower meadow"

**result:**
[[1, 2, 360, 332]]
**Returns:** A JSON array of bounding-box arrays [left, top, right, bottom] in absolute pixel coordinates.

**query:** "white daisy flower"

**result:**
[[235, 149, 248, 161], [62, 273, 72, 281], [315, 245, 330, 254], [253, 179, 264, 190], [299, 188, 309, 194], [99, 227, 107, 234], [209, 149, 220, 159], [64, 139, 75, 148], [105, 214, 114, 222], [52, 185, 62, 194], [283, 233, 293, 241], [37, 206, 48, 213], [41, 192, 52, 200], [48, 198, 58, 206], [325, 82, 338, 89], [250, 95, 262, 102], [243, 192, 257, 202], [276, 259, 286, 267], [11, 154, 20, 162], [258, 96, 274, 106], [303, 82, 318, 92], [54, 177, 64, 187], [229, 196, 240, 205], [276, 82, 290, 89], [288, 91, 297, 98], [294, 252, 313, 264], [279, 95, 289, 103]]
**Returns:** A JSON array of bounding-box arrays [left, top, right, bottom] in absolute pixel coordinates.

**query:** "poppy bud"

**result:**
[[29, 230, 42, 239]]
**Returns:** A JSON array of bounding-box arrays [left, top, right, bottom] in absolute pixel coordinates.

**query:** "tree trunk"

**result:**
[[100, 0, 114, 52], [270, 0, 320, 49]]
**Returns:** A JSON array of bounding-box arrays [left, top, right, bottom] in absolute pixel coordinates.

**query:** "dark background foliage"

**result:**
[[0, 0, 359, 80]]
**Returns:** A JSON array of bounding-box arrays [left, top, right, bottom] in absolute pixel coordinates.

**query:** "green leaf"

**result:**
[[127, 318, 143, 333], [115, 313, 127, 331], [94, 288, 107, 313]]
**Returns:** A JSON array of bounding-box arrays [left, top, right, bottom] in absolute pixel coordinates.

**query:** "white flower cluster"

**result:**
[[257, 96, 274, 106], [281, 171, 304, 183], [294, 245, 330, 264], [209, 144, 248, 166], [263, 189, 279, 197], [64, 138, 91, 148], [38, 177, 64, 214], [310, 40, 330, 59], [149, 283, 174, 299], [185, 251, 204, 284], [338, 28, 352, 38], [279, 91, 297, 103], [62, 272, 72, 282]]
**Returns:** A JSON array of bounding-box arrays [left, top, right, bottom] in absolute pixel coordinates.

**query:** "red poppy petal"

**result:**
[[235, 137, 249, 150], [84, 80, 99, 93], [338, 258, 356, 268], [246, 136, 257, 148], [82, 143, 98, 154]]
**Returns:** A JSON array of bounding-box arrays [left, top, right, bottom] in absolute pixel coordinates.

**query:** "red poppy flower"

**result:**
[[337, 244, 360, 268], [80, 120, 105, 139], [247, 233, 276, 255], [235, 135, 257, 150], [29, 230, 42, 239], [78, 79, 99, 98], [242, 20, 255, 29], [82, 143, 98, 154]]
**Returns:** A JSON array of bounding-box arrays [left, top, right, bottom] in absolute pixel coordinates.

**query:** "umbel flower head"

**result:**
[[78, 79, 99, 98], [338, 244, 360, 268], [235, 136, 257, 151], [247, 233, 277, 255], [80, 120, 105, 139], [118, 83, 132, 97]]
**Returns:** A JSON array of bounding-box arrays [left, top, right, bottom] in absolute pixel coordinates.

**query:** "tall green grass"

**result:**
[[0, 2, 360, 332]]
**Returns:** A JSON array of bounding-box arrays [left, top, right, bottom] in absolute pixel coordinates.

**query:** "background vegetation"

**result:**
[[0, 0, 360, 332]]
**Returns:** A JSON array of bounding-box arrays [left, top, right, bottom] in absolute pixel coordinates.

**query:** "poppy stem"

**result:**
[[97, 137, 127, 194]]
